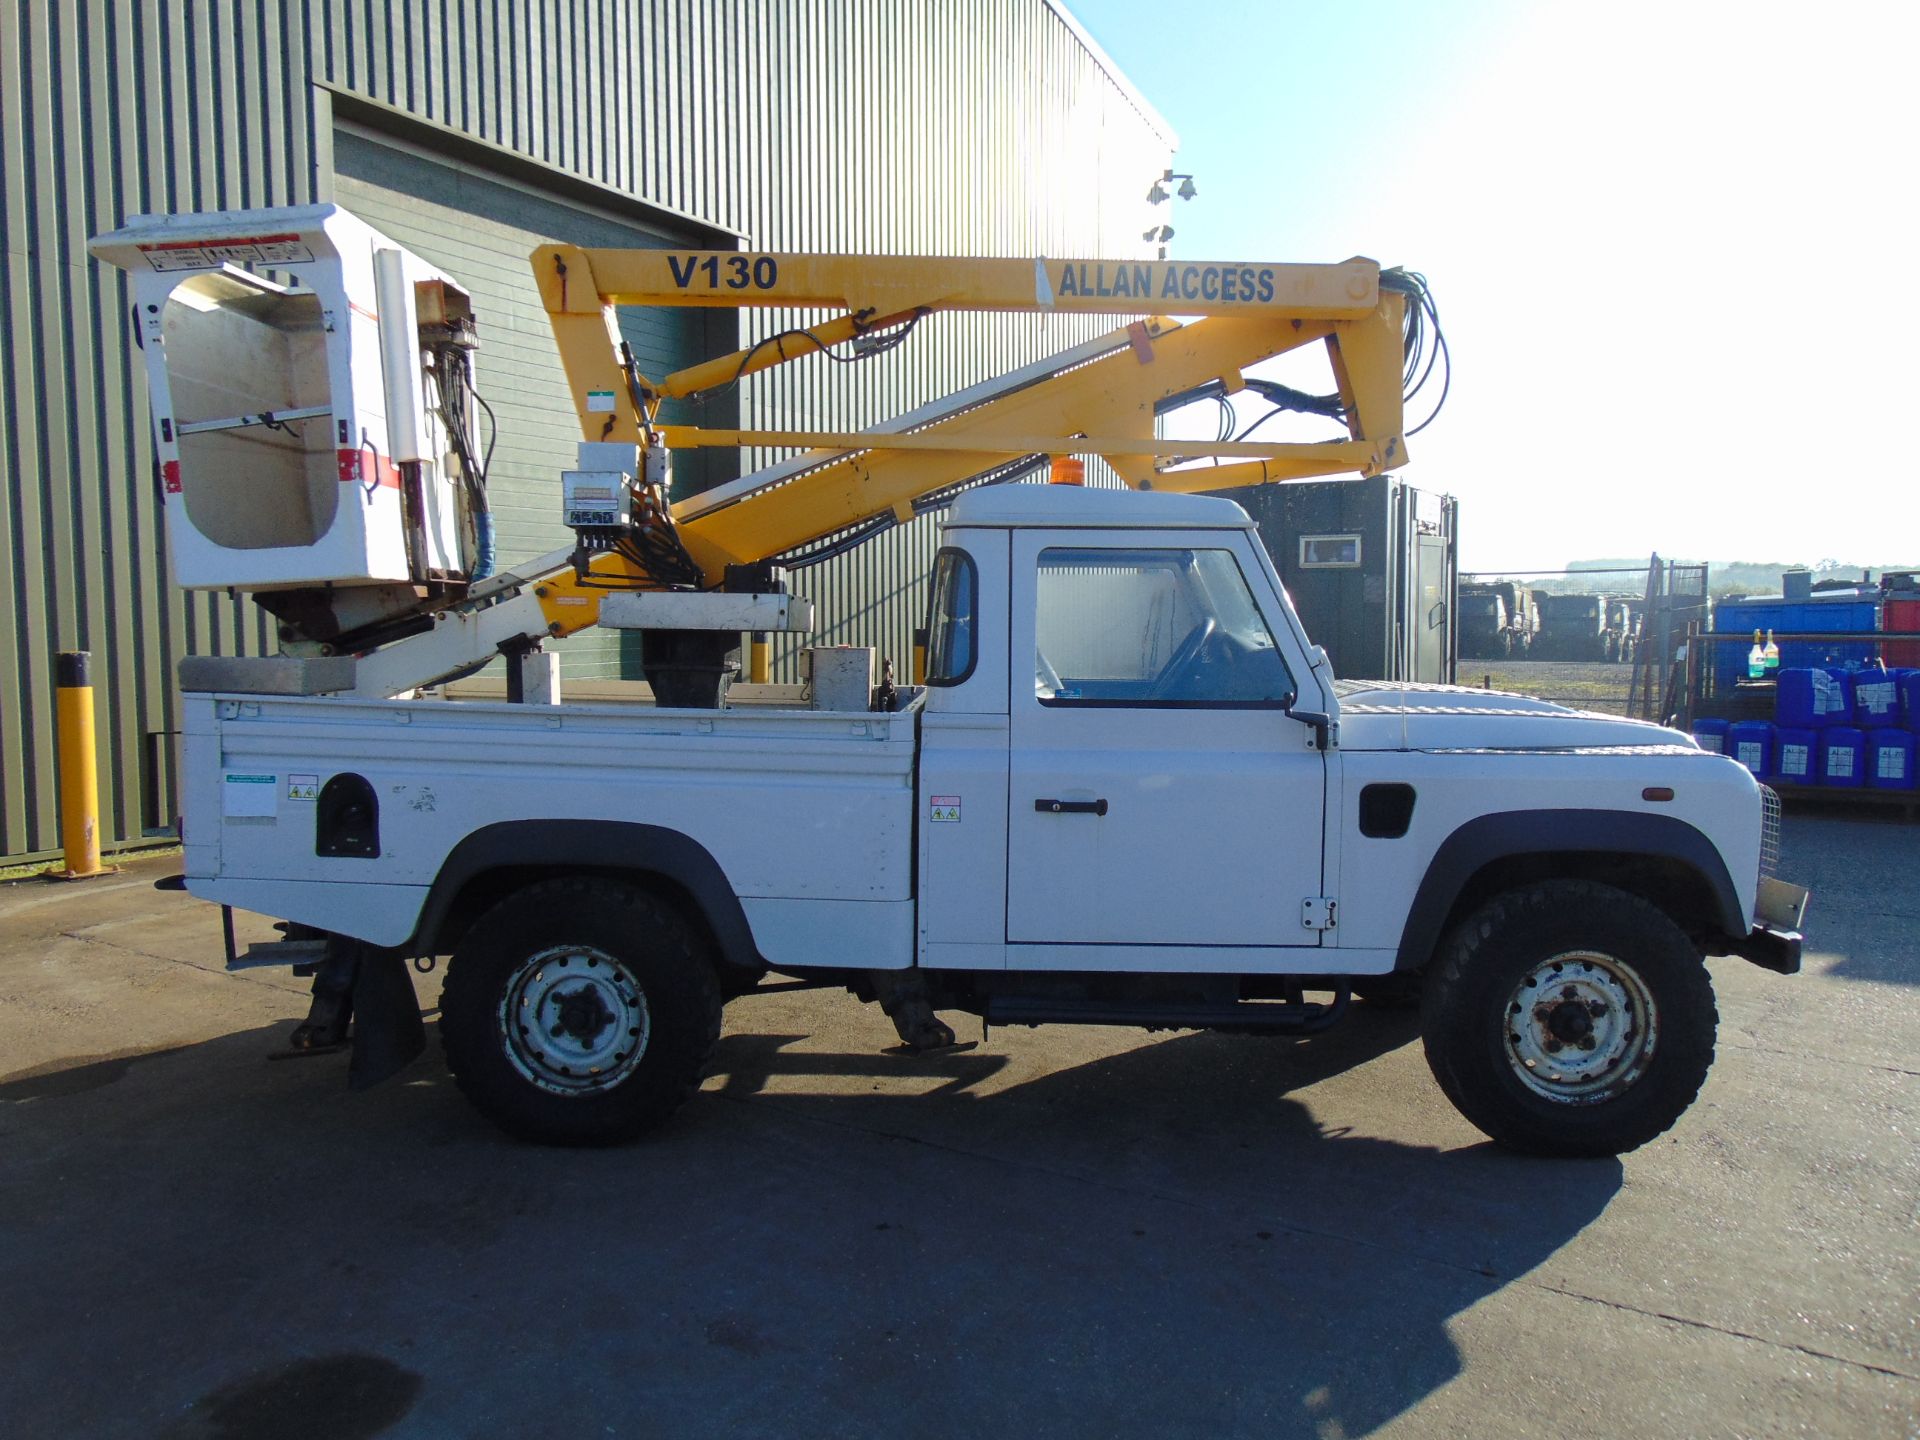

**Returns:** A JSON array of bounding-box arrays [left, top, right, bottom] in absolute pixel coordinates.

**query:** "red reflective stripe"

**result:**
[[161, 460, 182, 494], [138, 232, 303, 251], [336, 448, 402, 490]]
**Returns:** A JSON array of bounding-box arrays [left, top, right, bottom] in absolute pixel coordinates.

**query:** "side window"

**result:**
[[1034, 547, 1295, 707], [924, 547, 977, 686]]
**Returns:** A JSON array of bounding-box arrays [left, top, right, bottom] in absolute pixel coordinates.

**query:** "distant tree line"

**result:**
[[1468, 558, 1919, 600]]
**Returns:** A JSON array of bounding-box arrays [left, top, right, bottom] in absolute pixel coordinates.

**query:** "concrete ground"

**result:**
[[0, 813, 1914, 1440]]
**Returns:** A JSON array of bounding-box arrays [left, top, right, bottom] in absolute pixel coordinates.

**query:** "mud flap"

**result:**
[[348, 947, 427, 1091]]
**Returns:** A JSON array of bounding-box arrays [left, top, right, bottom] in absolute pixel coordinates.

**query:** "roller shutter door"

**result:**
[[332, 127, 733, 678]]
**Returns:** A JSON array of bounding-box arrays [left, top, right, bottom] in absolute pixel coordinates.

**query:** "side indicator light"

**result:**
[[1642, 787, 1675, 802]]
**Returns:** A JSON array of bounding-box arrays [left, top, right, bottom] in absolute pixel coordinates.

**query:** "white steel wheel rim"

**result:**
[[499, 944, 651, 1096], [1501, 949, 1658, 1104]]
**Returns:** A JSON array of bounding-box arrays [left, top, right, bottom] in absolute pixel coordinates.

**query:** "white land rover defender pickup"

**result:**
[[181, 486, 1807, 1156]]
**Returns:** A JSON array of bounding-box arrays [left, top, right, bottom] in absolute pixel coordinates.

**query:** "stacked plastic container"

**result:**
[[1773, 726, 1817, 784], [1821, 725, 1867, 788], [1852, 669, 1912, 792], [1695, 665, 1919, 793], [1728, 720, 1774, 779], [1870, 729, 1916, 789], [1690, 717, 1730, 755], [1728, 665, 1920, 792]]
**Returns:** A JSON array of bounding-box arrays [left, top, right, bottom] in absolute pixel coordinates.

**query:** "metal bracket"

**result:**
[[228, 937, 330, 972], [598, 590, 815, 632], [1301, 897, 1337, 931]]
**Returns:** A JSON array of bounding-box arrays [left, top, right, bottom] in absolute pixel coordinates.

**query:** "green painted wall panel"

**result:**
[[0, 0, 1172, 860]]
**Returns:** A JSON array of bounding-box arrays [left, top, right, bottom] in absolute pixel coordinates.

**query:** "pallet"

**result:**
[[1767, 781, 1920, 821]]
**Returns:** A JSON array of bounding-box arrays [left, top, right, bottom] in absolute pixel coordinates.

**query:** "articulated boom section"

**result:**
[[533, 247, 1413, 587], [90, 203, 1432, 697]]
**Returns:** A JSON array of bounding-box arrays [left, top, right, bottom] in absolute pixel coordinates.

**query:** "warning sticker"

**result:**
[[222, 772, 278, 819], [586, 389, 617, 413], [286, 774, 320, 801], [929, 795, 961, 823], [139, 234, 313, 272]]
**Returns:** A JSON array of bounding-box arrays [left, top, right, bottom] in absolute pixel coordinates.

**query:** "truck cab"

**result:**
[[916, 487, 1332, 969], [1459, 588, 1514, 659]]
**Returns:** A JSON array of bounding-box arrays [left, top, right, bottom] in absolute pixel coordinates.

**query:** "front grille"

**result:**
[[1759, 784, 1782, 879]]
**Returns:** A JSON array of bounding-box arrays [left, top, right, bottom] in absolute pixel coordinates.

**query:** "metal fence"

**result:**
[[1457, 558, 1710, 721]]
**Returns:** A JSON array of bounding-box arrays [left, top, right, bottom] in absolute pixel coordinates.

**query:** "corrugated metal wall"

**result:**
[[0, 0, 1173, 862]]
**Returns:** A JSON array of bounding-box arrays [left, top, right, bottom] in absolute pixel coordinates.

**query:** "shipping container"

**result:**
[[1213, 476, 1459, 684]]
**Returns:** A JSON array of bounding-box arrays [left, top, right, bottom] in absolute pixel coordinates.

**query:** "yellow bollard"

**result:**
[[47, 651, 114, 880]]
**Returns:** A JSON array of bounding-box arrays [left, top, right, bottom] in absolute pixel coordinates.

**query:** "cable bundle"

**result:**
[[431, 343, 499, 579]]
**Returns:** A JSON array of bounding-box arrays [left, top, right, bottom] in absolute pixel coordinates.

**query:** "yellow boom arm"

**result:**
[[524, 246, 1413, 632]]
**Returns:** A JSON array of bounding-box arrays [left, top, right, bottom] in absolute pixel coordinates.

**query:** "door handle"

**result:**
[[1034, 798, 1108, 816]]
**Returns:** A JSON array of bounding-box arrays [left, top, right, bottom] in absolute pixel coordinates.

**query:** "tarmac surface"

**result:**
[[0, 810, 1915, 1439]]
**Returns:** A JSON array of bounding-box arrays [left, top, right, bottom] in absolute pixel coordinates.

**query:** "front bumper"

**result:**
[[1720, 875, 1810, 974], [1729, 924, 1803, 975]]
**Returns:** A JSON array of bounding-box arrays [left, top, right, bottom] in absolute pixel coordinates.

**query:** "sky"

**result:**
[[1067, 0, 1919, 572]]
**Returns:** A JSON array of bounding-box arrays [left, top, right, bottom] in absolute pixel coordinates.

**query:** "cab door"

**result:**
[[1004, 531, 1327, 952]]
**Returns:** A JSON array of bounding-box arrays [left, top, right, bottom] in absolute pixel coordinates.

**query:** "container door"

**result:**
[[1413, 533, 1451, 683], [1004, 532, 1326, 950]]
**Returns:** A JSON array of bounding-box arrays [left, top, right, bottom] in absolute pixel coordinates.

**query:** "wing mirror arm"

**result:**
[[1292, 707, 1336, 751]]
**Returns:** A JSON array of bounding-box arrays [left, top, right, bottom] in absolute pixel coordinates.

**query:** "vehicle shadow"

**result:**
[[0, 1007, 1622, 1440]]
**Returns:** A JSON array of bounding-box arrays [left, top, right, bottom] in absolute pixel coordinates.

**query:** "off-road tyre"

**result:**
[[1421, 880, 1716, 1157], [441, 877, 722, 1146]]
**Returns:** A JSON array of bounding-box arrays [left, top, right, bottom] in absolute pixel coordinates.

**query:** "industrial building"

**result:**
[[0, 1, 1174, 863]]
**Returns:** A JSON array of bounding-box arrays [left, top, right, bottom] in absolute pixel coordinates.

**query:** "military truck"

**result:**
[[1460, 581, 1534, 660]]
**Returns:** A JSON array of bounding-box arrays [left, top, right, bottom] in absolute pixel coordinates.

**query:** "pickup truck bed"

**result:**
[[186, 691, 921, 972]]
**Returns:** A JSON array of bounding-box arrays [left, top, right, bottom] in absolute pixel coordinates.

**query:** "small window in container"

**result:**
[[1299, 534, 1362, 568], [924, 547, 977, 686]]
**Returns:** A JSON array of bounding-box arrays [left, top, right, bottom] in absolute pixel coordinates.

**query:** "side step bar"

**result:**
[[983, 991, 1349, 1035]]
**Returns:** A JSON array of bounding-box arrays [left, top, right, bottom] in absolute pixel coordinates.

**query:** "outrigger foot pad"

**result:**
[[289, 944, 357, 1050], [280, 937, 427, 1087], [870, 972, 958, 1052]]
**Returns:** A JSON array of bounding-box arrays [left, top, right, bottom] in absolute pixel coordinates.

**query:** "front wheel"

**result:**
[[1420, 880, 1717, 1157], [441, 877, 722, 1145]]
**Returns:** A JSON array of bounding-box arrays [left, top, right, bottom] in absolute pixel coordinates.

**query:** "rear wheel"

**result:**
[[441, 877, 722, 1145], [1420, 880, 1716, 1157]]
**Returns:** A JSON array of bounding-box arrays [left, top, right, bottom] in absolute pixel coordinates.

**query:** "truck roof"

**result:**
[[945, 484, 1254, 530]]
